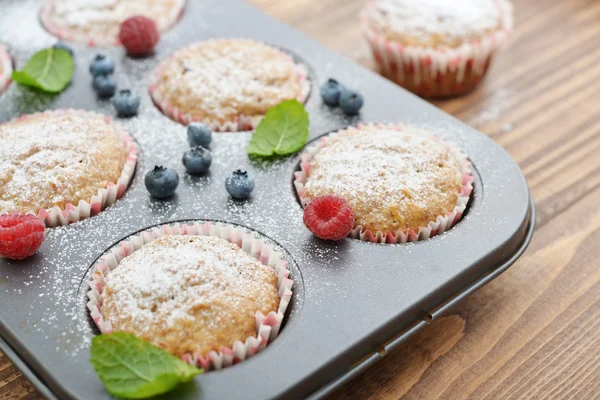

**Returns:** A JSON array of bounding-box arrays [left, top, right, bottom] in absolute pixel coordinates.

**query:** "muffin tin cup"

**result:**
[[148, 39, 312, 131], [39, 0, 186, 47], [86, 221, 294, 371], [359, 0, 513, 97], [0, 109, 138, 227], [294, 122, 474, 244], [0, 42, 11, 94]]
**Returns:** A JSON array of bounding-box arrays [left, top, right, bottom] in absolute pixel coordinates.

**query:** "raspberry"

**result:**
[[0, 214, 45, 260], [303, 196, 355, 241], [119, 16, 160, 56]]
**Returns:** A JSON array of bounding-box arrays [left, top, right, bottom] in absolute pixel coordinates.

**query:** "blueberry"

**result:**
[[225, 170, 255, 199], [53, 41, 73, 56], [187, 122, 212, 148], [182, 146, 212, 175], [339, 90, 364, 115], [320, 78, 344, 106], [89, 54, 115, 77], [92, 74, 117, 98], [144, 166, 179, 199], [113, 89, 140, 117]]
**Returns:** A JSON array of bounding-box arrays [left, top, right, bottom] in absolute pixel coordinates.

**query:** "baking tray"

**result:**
[[0, 0, 534, 399]]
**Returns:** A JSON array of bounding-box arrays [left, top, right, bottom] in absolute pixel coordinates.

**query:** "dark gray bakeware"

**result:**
[[0, 0, 534, 399]]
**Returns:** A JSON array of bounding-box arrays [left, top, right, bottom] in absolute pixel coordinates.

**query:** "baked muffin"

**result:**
[[360, 0, 514, 97], [295, 124, 472, 243], [0, 110, 136, 225], [0, 43, 12, 95], [149, 39, 311, 131], [40, 0, 185, 46], [100, 234, 280, 358]]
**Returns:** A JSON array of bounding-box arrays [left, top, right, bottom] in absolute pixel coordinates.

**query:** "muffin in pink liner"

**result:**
[[149, 39, 311, 131], [360, 0, 514, 97], [294, 123, 473, 244], [87, 221, 294, 371], [40, 0, 185, 47], [0, 43, 12, 95], [0, 109, 138, 227]]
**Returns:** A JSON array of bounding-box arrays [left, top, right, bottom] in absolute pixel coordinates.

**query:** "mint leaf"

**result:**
[[90, 332, 202, 399], [11, 48, 74, 93], [247, 99, 309, 157]]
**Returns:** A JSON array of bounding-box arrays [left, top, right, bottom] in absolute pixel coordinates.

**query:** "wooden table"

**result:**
[[3, 0, 600, 398]]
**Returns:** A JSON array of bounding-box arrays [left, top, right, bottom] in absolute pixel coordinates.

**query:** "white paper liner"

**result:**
[[149, 39, 312, 132], [40, 0, 186, 47], [360, 0, 514, 85], [0, 43, 12, 94], [86, 221, 294, 371], [294, 123, 474, 244], [0, 109, 138, 227]]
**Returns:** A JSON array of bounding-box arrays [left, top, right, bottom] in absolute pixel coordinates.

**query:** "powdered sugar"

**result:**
[[102, 235, 278, 336], [302, 125, 463, 234], [41, 0, 185, 45], [0, 111, 128, 216], [150, 39, 312, 130], [366, 0, 505, 47]]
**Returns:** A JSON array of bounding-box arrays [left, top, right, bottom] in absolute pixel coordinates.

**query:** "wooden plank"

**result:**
[[3, 0, 600, 398]]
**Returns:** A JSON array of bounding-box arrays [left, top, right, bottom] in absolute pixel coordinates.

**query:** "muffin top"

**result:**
[[42, 0, 184, 44], [303, 126, 463, 234], [151, 39, 308, 128], [101, 234, 280, 358], [363, 0, 509, 48], [0, 111, 126, 214]]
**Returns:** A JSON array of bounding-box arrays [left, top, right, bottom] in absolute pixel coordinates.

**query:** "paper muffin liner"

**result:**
[[360, 0, 513, 97], [0, 109, 138, 227], [294, 123, 473, 244], [149, 40, 312, 131], [86, 221, 294, 371], [0, 43, 12, 94], [40, 0, 186, 47]]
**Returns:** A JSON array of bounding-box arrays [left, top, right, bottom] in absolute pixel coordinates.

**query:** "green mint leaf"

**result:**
[[90, 332, 202, 399], [247, 99, 309, 157], [11, 48, 74, 93]]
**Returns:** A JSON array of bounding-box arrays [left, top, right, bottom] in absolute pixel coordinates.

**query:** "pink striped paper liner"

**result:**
[[294, 123, 474, 244], [87, 221, 294, 371], [360, 0, 513, 87], [39, 0, 185, 47], [0, 43, 12, 94], [149, 39, 311, 131], [0, 109, 138, 227]]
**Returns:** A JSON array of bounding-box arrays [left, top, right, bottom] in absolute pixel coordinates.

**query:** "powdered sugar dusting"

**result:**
[[0, 111, 126, 214], [41, 0, 185, 45], [366, 0, 504, 47], [101, 234, 279, 357], [151, 39, 311, 129], [304, 126, 463, 233]]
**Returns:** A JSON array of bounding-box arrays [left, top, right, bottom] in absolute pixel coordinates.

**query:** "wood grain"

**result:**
[[3, 0, 600, 398]]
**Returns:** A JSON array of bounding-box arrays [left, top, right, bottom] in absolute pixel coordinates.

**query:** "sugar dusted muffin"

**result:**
[[0, 43, 12, 94], [149, 39, 311, 131], [296, 124, 472, 242], [100, 234, 280, 358], [0, 110, 133, 223], [360, 0, 513, 97], [40, 0, 185, 46]]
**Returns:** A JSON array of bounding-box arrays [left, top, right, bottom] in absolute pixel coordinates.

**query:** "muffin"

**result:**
[[0, 110, 137, 226], [360, 0, 514, 97], [88, 222, 294, 370], [40, 0, 185, 46], [100, 234, 279, 358], [149, 39, 311, 131], [295, 123, 473, 243], [0, 43, 12, 95]]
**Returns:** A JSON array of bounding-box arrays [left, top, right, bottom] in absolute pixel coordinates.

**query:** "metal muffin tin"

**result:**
[[0, 0, 534, 399]]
